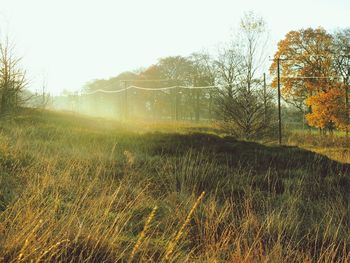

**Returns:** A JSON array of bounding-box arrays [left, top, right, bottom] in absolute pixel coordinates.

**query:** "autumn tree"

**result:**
[[306, 88, 348, 132], [270, 28, 347, 133]]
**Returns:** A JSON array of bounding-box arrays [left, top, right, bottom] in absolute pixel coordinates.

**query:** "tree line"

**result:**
[[80, 13, 350, 138]]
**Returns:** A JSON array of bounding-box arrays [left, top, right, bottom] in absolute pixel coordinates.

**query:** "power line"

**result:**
[[119, 79, 173, 82], [84, 88, 128, 95], [82, 83, 231, 96], [83, 76, 343, 96], [82, 73, 344, 96]]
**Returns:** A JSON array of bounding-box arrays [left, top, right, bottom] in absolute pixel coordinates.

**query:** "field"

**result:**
[[0, 109, 350, 262]]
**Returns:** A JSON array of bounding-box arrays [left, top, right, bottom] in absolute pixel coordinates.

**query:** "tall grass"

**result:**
[[286, 131, 350, 163], [0, 110, 349, 262]]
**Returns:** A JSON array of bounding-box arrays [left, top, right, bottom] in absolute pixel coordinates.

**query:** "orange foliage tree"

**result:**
[[306, 88, 348, 132], [270, 28, 348, 132]]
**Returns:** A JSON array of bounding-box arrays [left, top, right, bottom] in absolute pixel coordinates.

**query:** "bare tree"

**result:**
[[39, 72, 51, 109], [0, 37, 27, 113], [24, 78, 52, 109], [238, 12, 269, 92], [215, 12, 274, 139], [214, 44, 242, 98]]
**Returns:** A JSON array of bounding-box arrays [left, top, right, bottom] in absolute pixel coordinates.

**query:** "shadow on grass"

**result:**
[[118, 132, 349, 203], [131, 132, 349, 175]]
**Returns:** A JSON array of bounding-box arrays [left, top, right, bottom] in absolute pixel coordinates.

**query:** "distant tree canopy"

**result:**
[[81, 55, 217, 121], [83, 71, 138, 93]]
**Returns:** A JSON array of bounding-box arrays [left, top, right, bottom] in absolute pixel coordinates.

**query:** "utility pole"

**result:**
[[42, 80, 45, 109], [344, 77, 349, 137], [277, 58, 282, 145], [175, 85, 179, 121], [263, 73, 267, 122], [124, 81, 128, 121], [41, 72, 48, 109], [191, 77, 200, 122], [195, 89, 200, 122], [346, 86, 349, 137]]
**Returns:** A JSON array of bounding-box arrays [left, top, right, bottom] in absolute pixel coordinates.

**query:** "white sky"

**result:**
[[0, 0, 349, 95]]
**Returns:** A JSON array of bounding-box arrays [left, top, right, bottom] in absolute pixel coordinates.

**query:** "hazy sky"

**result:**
[[0, 0, 349, 95]]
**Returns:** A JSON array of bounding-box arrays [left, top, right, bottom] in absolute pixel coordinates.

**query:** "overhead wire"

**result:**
[[82, 83, 230, 95], [81, 76, 343, 96]]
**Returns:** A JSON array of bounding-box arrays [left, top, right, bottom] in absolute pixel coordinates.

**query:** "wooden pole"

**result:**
[[263, 73, 267, 122], [195, 89, 200, 122], [345, 81, 349, 137], [277, 58, 282, 145], [175, 86, 179, 121], [124, 81, 128, 120]]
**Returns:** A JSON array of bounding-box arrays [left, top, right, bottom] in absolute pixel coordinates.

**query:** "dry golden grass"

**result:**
[[0, 110, 349, 262], [286, 131, 350, 164]]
